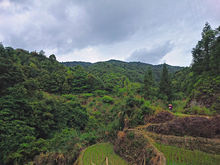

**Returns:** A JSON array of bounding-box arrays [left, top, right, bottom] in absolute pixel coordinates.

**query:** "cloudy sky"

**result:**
[[0, 0, 219, 66]]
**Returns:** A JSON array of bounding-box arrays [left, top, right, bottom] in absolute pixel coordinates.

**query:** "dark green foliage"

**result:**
[[119, 95, 154, 127], [62, 60, 183, 84], [144, 68, 154, 87], [126, 132, 135, 140], [141, 101, 155, 116], [0, 46, 93, 164], [64, 100, 88, 130], [192, 23, 218, 74], [66, 66, 104, 93], [80, 132, 97, 145], [125, 95, 144, 108], [0, 22, 219, 164], [33, 129, 81, 165], [143, 67, 155, 99], [171, 23, 219, 112], [183, 23, 220, 112], [93, 89, 108, 96], [159, 64, 172, 101], [172, 68, 193, 97], [48, 128, 79, 152], [0, 89, 88, 164], [102, 95, 114, 104]]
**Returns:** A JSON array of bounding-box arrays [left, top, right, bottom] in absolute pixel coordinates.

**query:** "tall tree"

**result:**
[[192, 22, 215, 73], [143, 67, 154, 99], [159, 63, 172, 100], [209, 26, 220, 75]]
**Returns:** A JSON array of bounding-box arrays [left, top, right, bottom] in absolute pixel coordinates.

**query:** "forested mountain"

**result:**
[[0, 23, 219, 165], [62, 60, 183, 82]]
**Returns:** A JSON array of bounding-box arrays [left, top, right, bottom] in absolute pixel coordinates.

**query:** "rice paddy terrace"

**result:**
[[75, 111, 220, 165], [74, 143, 128, 165], [125, 111, 220, 165]]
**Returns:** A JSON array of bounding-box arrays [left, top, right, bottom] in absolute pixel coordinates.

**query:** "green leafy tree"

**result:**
[[159, 63, 172, 101], [209, 26, 220, 75], [143, 67, 155, 99], [192, 22, 216, 73]]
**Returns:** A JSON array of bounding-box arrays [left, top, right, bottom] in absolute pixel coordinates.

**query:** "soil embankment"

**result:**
[[146, 113, 220, 138], [114, 130, 166, 165], [114, 111, 220, 164]]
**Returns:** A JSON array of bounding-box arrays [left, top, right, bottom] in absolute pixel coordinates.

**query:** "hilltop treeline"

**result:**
[[62, 59, 182, 83], [173, 23, 220, 113]]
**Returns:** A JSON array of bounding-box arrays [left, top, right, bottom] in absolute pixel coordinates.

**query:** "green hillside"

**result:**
[[62, 60, 183, 83], [0, 23, 219, 165]]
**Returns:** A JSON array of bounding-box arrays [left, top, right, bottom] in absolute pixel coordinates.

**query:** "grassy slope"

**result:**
[[82, 143, 128, 165], [155, 143, 220, 165]]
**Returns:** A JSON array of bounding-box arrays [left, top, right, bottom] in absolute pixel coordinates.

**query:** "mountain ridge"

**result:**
[[61, 59, 184, 82], [61, 59, 183, 68]]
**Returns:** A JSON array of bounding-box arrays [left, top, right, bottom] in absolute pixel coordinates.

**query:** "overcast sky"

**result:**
[[0, 0, 219, 66]]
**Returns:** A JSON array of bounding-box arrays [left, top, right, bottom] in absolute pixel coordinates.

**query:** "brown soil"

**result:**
[[114, 130, 166, 165], [147, 115, 220, 138], [146, 111, 174, 124], [147, 131, 220, 154], [33, 153, 70, 165]]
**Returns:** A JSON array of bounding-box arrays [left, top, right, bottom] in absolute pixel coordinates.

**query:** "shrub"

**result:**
[[188, 106, 213, 115], [172, 92, 185, 100], [125, 95, 144, 108], [171, 100, 187, 113], [81, 93, 93, 98], [49, 128, 79, 152], [94, 90, 107, 96], [80, 132, 97, 145], [102, 95, 114, 104], [62, 94, 77, 100], [117, 88, 127, 96], [106, 119, 120, 140], [211, 96, 220, 114], [33, 129, 81, 165], [126, 132, 135, 140], [141, 101, 155, 116]]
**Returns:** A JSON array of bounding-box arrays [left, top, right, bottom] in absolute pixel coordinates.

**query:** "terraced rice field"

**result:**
[[155, 143, 220, 165], [82, 143, 128, 165]]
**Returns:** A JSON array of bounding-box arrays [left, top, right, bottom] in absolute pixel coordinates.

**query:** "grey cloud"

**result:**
[[127, 42, 174, 64], [0, 1, 194, 50], [0, 0, 219, 65]]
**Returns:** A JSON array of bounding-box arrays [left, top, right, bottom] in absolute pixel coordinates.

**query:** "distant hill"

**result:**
[[61, 60, 184, 82], [62, 61, 92, 68]]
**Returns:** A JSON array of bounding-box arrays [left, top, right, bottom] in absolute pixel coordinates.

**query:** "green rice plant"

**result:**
[[155, 143, 220, 165], [82, 143, 128, 165]]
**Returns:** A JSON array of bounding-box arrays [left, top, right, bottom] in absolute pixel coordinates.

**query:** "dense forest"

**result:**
[[62, 60, 182, 82], [0, 23, 219, 165]]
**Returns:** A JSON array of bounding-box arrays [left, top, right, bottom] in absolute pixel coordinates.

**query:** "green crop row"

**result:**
[[155, 143, 220, 165], [82, 143, 128, 165]]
